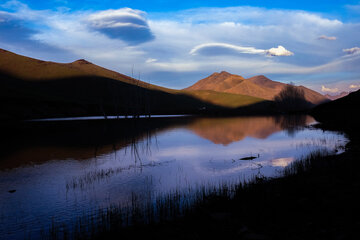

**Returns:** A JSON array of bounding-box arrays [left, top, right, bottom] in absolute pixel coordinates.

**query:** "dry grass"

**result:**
[[180, 90, 264, 108]]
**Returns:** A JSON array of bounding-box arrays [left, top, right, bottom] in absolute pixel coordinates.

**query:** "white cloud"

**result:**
[[318, 35, 337, 40], [349, 84, 360, 89], [145, 58, 157, 63], [265, 46, 294, 56], [321, 85, 339, 93], [189, 43, 264, 55], [190, 43, 293, 57], [88, 8, 147, 29], [343, 47, 360, 55], [167, 6, 342, 28]]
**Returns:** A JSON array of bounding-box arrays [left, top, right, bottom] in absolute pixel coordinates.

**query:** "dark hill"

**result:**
[[311, 89, 360, 124]]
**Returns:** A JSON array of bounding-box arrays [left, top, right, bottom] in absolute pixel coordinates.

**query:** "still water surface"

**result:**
[[0, 115, 348, 239]]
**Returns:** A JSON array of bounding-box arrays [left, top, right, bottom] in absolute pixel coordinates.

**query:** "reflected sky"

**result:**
[[0, 115, 348, 239]]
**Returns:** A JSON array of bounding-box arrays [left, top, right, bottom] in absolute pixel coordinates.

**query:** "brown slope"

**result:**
[[185, 71, 245, 92], [225, 80, 279, 100], [186, 72, 328, 105], [0, 48, 168, 91], [0, 49, 88, 80], [247, 75, 284, 90], [298, 86, 330, 105]]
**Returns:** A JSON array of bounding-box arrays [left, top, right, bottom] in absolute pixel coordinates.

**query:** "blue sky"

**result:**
[[1, 0, 360, 93], [9, 0, 360, 13]]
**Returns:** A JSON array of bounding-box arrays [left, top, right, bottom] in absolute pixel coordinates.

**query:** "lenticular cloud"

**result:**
[[87, 8, 154, 44], [190, 43, 293, 57]]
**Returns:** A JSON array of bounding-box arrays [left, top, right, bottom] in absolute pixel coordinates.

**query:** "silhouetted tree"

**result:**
[[274, 84, 312, 112], [275, 114, 308, 137]]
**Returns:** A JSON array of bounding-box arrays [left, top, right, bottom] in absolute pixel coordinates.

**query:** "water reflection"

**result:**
[[0, 118, 190, 170], [0, 115, 348, 239], [186, 115, 314, 145], [0, 115, 314, 170]]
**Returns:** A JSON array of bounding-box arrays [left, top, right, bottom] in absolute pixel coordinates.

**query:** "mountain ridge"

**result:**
[[0, 48, 268, 120], [186, 71, 328, 105]]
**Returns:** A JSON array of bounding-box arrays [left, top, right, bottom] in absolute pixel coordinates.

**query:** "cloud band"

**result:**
[[190, 43, 293, 57]]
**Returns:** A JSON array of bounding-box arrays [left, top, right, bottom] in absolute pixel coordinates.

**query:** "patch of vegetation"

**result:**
[[181, 90, 265, 108]]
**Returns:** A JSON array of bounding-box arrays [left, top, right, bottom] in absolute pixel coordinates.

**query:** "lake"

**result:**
[[0, 115, 348, 239]]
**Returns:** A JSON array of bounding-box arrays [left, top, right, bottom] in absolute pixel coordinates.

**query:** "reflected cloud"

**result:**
[[271, 157, 295, 167]]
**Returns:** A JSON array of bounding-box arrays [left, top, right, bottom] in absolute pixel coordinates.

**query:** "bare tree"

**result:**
[[274, 84, 312, 112]]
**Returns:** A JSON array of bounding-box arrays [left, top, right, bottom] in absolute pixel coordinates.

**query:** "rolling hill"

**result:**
[[0, 49, 265, 120], [186, 71, 328, 105], [0, 48, 164, 90]]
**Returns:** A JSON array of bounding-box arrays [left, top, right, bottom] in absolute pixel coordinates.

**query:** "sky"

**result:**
[[1, 0, 360, 94]]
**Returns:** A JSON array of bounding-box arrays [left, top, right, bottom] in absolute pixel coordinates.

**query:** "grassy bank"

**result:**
[[91, 142, 358, 240]]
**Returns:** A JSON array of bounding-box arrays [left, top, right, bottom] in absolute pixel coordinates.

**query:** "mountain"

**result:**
[[312, 89, 360, 124], [186, 71, 328, 105], [0, 49, 265, 120], [324, 92, 349, 101]]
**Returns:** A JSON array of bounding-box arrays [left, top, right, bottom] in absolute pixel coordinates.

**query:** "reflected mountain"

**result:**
[[186, 115, 315, 145]]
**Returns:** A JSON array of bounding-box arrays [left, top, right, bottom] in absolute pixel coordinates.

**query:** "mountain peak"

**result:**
[[208, 71, 231, 78], [72, 59, 92, 65], [185, 71, 245, 91], [219, 70, 231, 75], [248, 75, 270, 81], [254, 75, 268, 79], [247, 75, 282, 90], [214, 71, 245, 80]]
